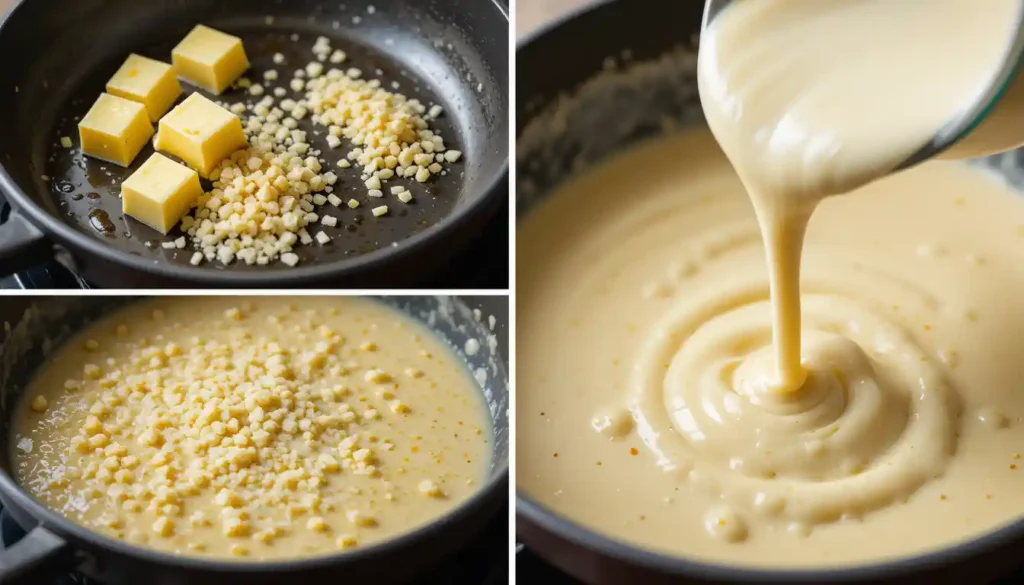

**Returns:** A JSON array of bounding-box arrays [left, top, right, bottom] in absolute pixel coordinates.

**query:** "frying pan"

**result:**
[[0, 0, 508, 288], [0, 295, 509, 584], [515, 0, 1024, 583]]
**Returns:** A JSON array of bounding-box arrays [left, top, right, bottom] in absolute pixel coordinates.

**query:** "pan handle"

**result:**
[[0, 210, 52, 277], [0, 525, 75, 585]]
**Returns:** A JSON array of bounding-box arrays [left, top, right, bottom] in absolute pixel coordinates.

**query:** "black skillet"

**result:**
[[515, 0, 1024, 583], [0, 0, 508, 288], [0, 295, 509, 585]]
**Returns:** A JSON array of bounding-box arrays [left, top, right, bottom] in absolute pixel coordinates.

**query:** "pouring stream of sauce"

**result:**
[[519, 0, 1024, 568], [698, 0, 1020, 394]]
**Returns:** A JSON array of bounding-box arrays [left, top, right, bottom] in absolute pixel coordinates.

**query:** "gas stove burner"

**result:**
[[0, 260, 91, 289], [0, 506, 507, 584], [0, 508, 95, 585]]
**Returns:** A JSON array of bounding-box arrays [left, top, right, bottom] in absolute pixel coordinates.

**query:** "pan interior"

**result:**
[[0, 0, 507, 273], [0, 295, 508, 571], [0, 296, 508, 477], [514, 4, 1024, 580]]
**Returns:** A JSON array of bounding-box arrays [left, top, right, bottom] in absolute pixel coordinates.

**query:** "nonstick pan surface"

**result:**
[[0, 0, 508, 286], [0, 295, 509, 584]]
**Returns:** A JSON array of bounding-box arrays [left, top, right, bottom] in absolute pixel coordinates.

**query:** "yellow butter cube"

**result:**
[[154, 93, 247, 178], [106, 54, 182, 122], [172, 25, 249, 94], [78, 93, 154, 167], [122, 153, 202, 234]]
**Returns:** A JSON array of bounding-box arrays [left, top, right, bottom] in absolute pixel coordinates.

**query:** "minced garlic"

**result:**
[[14, 298, 488, 560]]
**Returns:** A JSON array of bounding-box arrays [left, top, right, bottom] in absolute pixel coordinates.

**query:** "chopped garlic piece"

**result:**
[[418, 479, 444, 498], [30, 395, 48, 413], [152, 516, 175, 537]]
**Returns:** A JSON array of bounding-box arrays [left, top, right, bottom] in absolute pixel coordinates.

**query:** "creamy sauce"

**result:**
[[522, 0, 1024, 568], [698, 0, 1020, 392], [15, 297, 489, 560], [518, 132, 1024, 567]]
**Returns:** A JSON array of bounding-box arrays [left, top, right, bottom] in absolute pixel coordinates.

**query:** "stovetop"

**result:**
[[516, 542, 576, 582], [0, 196, 508, 290], [516, 542, 1024, 584], [0, 504, 508, 585]]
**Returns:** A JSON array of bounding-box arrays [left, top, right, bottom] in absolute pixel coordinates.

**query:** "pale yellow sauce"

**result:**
[[518, 132, 1024, 567], [697, 0, 1020, 393], [15, 297, 489, 560]]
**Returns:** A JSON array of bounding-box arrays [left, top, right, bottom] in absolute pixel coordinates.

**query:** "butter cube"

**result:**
[[106, 54, 182, 122], [78, 93, 154, 167], [172, 25, 249, 94], [155, 93, 247, 177], [122, 153, 202, 234]]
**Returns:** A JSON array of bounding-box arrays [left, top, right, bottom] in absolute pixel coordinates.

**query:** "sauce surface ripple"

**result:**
[[518, 132, 1024, 567], [14, 297, 490, 560]]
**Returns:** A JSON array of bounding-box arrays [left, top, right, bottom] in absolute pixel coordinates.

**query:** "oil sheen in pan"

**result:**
[[44, 19, 468, 269]]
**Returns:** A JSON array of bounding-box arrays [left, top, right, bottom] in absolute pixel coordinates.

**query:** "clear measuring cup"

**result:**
[[702, 0, 1024, 171]]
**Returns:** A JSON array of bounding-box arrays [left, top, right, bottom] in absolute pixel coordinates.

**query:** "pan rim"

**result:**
[[1, 164, 509, 285], [0, 465, 508, 574], [0, 293, 511, 574], [0, 0, 510, 286], [516, 490, 1024, 583]]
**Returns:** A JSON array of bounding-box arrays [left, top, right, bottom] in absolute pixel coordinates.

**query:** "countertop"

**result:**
[[3, 0, 591, 37], [1, 0, 590, 34], [517, 0, 592, 38]]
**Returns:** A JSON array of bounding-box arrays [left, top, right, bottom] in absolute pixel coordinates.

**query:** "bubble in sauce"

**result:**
[[703, 506, 748, 543], [788, 522, 812, 538], [667, 457, 694, 477], [804, 439, 825, 457], [937, 348, 959, 369], [915, 243, 948, 258], [840, 458, 865, 476], [840, 511, 863, 523], [728, 456, 746, 472], [590, 408, 634, 440], [976, 408, 1008, 430], [16, 438, 32, 453], [668, 259, 698, 283], [688, 468, 720, 495], [752, 492, 785, 516], [642, 282, 672, 300]]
